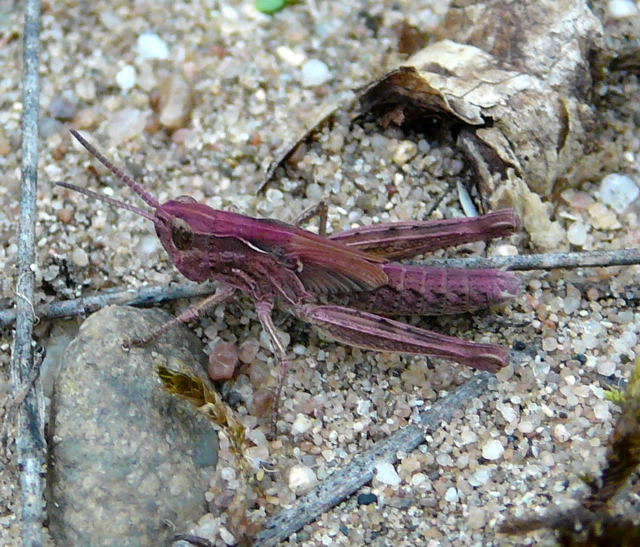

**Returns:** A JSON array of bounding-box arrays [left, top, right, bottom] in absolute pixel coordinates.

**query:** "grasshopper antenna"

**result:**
[[55, 181, 156, 222], [69, 128, 161, 210]]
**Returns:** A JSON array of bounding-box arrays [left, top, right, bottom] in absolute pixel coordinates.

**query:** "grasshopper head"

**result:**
[[153, 198, 218, 282]]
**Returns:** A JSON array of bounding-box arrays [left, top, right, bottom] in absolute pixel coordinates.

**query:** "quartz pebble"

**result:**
[[553, 424, 569, 442], [238, 338, 260, 364], [542, 337, 558, 352], [444, 487, 459, 503], [588, 202, 620, 230], [288, 465, 317, 495], [375, 461, 401, 486], [208, 341, 238, 380], [115, 65, 136, 92], [291, 413, 313, 435], [596, 360, 616, 376], [599, 173, 639, 212], [481, 439, 504, 460], [593, 401, 611, 421], [137, 234, 159, 255], [567, 222, 588, 246], [107, 108, 147, 143], [72, 247, 89, 267], [469, 467, 491, 487], [157, 75, 194, 130], [219, 526, 236, 546], [467, 506, 486, 529], [301, 59, 331, 87], [498, 404, 517, 423], [607, 0, 639, 18], [393, 140, 417, 166], [276, 45, 306, 66], [137, 32, 169, 60]]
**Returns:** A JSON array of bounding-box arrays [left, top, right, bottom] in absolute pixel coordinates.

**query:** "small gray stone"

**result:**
[[48, 305, 218, 547], [48, 94, 77, 121]]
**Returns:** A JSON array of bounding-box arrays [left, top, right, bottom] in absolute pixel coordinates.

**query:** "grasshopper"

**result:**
[[58, 129, 521, 428]]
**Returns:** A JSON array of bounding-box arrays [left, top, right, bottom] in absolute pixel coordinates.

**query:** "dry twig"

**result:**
[[8, 2, 46, 545], [0, 249, 637, 328]]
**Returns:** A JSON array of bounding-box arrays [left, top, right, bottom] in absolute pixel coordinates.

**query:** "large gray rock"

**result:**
[[48, 305, 218, 546]]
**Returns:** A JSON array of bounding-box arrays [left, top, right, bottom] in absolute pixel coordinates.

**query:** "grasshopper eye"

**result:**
[[175, 195, 197, 203], [171, 218, 194, 250]]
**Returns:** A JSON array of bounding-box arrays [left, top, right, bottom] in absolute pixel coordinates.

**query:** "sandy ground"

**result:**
[[1, 0, 639, 545]]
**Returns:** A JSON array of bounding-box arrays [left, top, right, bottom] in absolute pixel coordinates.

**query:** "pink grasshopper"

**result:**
[[58, 130, 521, 426]]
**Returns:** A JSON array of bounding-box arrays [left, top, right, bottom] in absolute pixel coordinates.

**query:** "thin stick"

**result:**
[[254, 373, 491, 546], [9, 2, 45, 546], [0, 282, 217, 327], [420, 247, 640, 271], [0, 248, 637, 328]]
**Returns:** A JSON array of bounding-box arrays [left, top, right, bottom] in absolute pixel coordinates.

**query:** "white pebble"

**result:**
[[192, 512, 217, 539], [75, 80, 96, 101], [219, 526, 236, 546], [301, 59, 331, 87], [265, 188, 284, 208], [498, 404, 517, 423], [495, 244, 518, 256], [107, 108, 147, 143], [115, 65, 137, 92], [436, 453, 453, 466], [599, 173, 639, 213], [72, 248, 89, 267], [468, 506, 486, 529], [291, 413, 313, 435], [567, 222, 588, 246], [288, 464, 317, 495], [593, 401, 611, 421], [607, 0, 638, 18], [305, 183, 323, 201], [356, 399, 371, 416], [276, 46, 306, 66], [137, 32, 169, 60], [444, 487, 459, 503], [541, 451, 555, 466], [518, 419, 534, 434], [482, 439, 504, 460], [596, 360, 616, 376], [393, 140, 418, 166], [533, 359, 551, 378], [469, 467, 491, 486], [553, 424, 569, 442], [460, 429, 477, 444], [374, 461, 401, 486], [137, 234, 159, 255], [563, 297, 581, 315]]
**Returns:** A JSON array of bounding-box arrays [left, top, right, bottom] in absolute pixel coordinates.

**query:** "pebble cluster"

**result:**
[[1, 1, 639, 545]]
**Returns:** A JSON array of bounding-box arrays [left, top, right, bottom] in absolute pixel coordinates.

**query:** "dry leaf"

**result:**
[[358, 0, 607, 249]]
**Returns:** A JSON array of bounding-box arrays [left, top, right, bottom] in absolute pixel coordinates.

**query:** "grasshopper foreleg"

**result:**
[[124, 284, 236, 349], [255, 299, 291, 436], [291, 200, 328, 236]]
